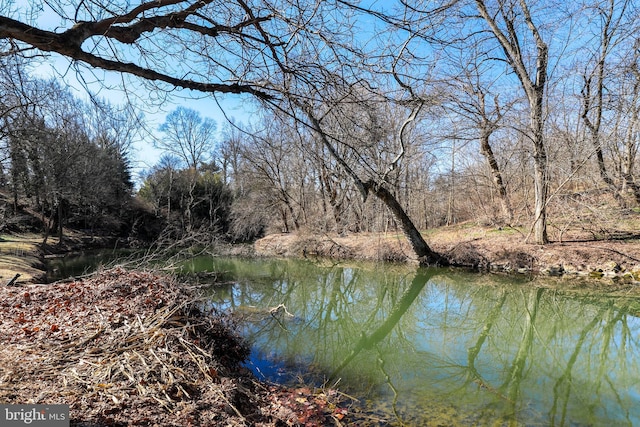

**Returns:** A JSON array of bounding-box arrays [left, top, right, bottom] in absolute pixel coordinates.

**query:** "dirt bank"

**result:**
[[0, 234, 46, 284], [0, 231, 123, 285], [0, 268, 351, 426], [255, 224, 640, 281]]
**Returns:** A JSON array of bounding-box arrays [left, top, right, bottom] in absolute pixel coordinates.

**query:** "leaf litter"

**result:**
[[0, 267, 354, 426]]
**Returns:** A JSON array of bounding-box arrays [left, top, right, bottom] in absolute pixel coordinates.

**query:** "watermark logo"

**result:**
[[0, 405, 69, 426]]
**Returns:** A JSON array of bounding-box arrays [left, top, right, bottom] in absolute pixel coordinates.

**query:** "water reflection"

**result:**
[[195, 257, 640, 426]]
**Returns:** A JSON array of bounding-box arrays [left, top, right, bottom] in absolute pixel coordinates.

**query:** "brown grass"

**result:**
[[0, 234, 45, 284], [255, 223, 640, 280]]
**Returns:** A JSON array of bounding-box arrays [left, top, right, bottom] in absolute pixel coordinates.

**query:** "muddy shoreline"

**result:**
[[255, 227, 640, 283], [3, 225, 640, 287]]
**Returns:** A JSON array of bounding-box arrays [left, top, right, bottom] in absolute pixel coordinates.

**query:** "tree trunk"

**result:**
[[480, 130, 513, 224], [280, 190, 300, 231], [531, 99, 549, 244], [304, 108, 444, 264], [280, 208, 289, 233], [475, 0, 549, 244], [42, 207, 55, 246], [580, 2, 623, 201], [321, 167, 345, 234], [57, 200, 64, 245], [622, 72, 640, 205], [365, 180, 445, 265], [623, 93, 640, 205]]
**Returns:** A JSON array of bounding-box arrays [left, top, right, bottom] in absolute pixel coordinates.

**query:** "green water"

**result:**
[[182, 256, 640, 426], [46, 249, 143, 282]]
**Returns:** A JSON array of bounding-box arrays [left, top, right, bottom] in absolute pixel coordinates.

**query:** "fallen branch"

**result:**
[[5, 273, 20, 286]]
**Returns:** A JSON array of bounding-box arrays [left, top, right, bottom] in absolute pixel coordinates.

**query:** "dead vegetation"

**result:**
[[255, 222, 640, 281], [0, 268, 350, 426]]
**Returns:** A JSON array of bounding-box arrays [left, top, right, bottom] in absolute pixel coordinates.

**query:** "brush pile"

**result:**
[[0, 267, 348, 426]]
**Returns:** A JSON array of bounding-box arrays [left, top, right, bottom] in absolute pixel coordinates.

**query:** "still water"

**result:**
[[182, 256, 640, 426]]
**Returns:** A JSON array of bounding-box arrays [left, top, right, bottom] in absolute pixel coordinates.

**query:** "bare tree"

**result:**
[[240, 116, 304, 233], [157, 107, 216, 170], [1, 2, 276, 99], [473, 0, 550, 244], [579, 0, 633, 198], [6, 0, 453, 263], [11, 0, 610, 258], [612, 37, 640, 204], [1, 72, 134, 241], [154, 107, 216, 230], [292, 81, 445, 263], [1, 1, 435, 251], [444, 53, 515, 224], [219, 121, 244, 188]]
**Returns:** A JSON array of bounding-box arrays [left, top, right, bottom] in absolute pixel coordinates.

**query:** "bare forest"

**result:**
[[2, 0, 640, 263], [3, 3, 640, 425]]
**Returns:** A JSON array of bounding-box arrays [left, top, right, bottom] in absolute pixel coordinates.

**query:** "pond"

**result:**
[[48, 254, 640, 425], [184, 256, 640, 426], [46, 249, 145, 282]]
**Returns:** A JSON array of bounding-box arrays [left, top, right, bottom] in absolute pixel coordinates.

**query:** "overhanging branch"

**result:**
[[0, 12, 275, 100]]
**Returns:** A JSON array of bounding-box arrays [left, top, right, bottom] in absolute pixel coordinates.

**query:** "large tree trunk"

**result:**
[[365, 180, 445, 266], [531, 94, 549, 244], [532, 150, 548, 244]]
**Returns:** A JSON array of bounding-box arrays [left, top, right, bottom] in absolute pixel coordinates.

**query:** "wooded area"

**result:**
[[1, 0, 639, 261]]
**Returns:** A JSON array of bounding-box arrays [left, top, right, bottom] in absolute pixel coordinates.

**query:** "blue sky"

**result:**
[[11, 0, 254, 185]]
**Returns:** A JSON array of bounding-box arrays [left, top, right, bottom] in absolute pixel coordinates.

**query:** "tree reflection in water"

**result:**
[[201, 257, 640, 426]]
